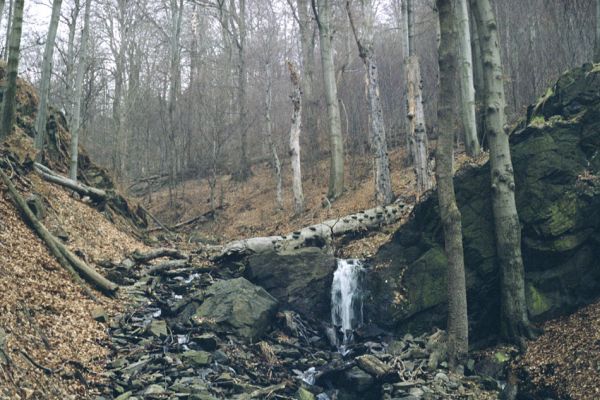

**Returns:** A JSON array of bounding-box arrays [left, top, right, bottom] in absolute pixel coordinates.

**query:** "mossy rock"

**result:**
[[367, 64, 600, 339]]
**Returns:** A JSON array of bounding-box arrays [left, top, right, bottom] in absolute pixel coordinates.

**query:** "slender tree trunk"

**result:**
[[288, 61, 304, 215], [312, 0, 344, 199], [455, 0, 479, 157], [64, 1, 80, 124], [0, 1, 6, 44], [69, 0, 90, 180], [0, 0, 23, 141], [470, 8, 485, 146], [400, 0, 411, 160], [346, 0, 393, 206], [232, 0, 250, 181], [34, 0, 63, 160], [404, 0, 431, 194], [296, 0, 318, 163], [3, 0, 12, 61], [436, 0, 469, 366], [406, 57, 431, 194], [596, 0, 600, 63], [471, 0, 535, 347], [265, 63, 283, 210]]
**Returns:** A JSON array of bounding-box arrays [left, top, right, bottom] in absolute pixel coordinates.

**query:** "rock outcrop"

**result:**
[[245, 248, 337, 321], [367, 64, 600, 339]]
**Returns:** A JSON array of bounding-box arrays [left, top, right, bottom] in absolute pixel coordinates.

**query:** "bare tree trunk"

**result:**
[[471, 0, 535, 347], [596, 0, 600, 63], [64, 0, 80, 124], [406, 57, 431, 194], [288, 61, 304, 215], [455, 0, 480, 157], [312, 0, 344, 199], [0, 0, 23, 141], [470, 8, 485, 146], [34, 0, 63, 160], [436, 0, 468, 366], [3, 0, 12, 61], [69, 0, 91, 180], [404, 0, 431, 194], [265, 63, 283, 210], [0, 0, 6, 55], [346, 0, 393, 206], [295, 0, 318, 163]]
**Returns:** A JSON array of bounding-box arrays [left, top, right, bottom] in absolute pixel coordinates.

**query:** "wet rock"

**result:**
[[344, 366, 374, 392], [144, 384, 166, 395], [296, 387, 316, 400], [193, 277, 278, 340], [246, 248, 336, 321]]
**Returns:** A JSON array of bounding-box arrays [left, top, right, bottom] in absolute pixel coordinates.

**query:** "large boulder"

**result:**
[[366, 64, 600, 339], [193, 277, 278, 340], [245, 248, 337, 321]]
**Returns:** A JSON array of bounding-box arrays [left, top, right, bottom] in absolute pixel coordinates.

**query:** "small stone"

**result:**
[[212, 350, 229, 363], [409, 387, 424, 398], [182, 350, 212, 367], [295, 387, 315, 400], [114, 392, 132, 400], [434, 372, 449, 383], [195, 333, 218, 351], [144, 384, 166, 395], [147, 320, 168, 338], [91, 306, 108, 323]]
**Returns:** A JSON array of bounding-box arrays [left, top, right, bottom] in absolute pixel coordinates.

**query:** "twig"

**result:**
[[19, 350, 54, 375]]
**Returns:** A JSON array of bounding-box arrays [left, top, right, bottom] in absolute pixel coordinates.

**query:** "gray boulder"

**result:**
[[194, 277, 278, 340]]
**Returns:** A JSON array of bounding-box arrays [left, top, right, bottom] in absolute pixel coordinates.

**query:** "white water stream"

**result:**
[[331, 259, 364, 352]]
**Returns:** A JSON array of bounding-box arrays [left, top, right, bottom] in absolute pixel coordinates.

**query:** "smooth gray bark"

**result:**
[[69, 0, 91, 180], [288, 61, 305, 215], [436, 0, 469, 366], [265, 63, 283, 210], [596, 0, 600, 63], [455, 0, 480, 157], [312, 0, 345, 199], [0, 0, 23, 141], [34, 0, 63, 160], [471, 0, 535, 347]]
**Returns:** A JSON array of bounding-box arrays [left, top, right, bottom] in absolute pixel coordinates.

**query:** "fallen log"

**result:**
[[34, 162, 108, 202], [131, 248, 187, 263], [139, 205, 172, 233], [146, 209, 216, 233], [0, 168, 117, 295], [214, 203, 408, 260], [356, 354, 392, 378]]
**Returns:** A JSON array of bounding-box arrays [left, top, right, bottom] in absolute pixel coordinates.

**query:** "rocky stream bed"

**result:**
[[92, 249, 501, 400]]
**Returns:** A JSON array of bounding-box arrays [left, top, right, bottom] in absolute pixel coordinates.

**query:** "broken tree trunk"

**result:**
[[131, 248, 187, 263], [0, 168, 117, 295], [34, 162, 108, 202], [214, 203, 408, 260]]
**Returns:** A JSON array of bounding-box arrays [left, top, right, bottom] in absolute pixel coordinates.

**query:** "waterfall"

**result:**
[[331, 259, 364, 353]]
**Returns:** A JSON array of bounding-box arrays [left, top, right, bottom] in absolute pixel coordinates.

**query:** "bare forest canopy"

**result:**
[[4, 0, 595, 187]]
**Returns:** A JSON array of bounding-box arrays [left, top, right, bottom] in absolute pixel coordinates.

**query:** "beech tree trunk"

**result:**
[[406, 57, 431, 194], [436, 0, 469, 366], [470, 9, 485, 145], [288, 61, 304, 215], [3, 0, 12, 61], [404, 0, 431, 194], [455, 0, 480, 157], [34, 0, 63, 160], [312, 0, 345, 200], [596, 0, 600, 63], [346, 0, 393, 206], [0, 0, 23, 141], [265, 63, 283, 210], [295, 0, 318, 163], [471, 0, 535, 347], [216, 203, 407, 260], [69, 0, 91, 180]]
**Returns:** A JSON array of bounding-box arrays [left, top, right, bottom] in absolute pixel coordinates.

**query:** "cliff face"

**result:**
[[367, 64, 600, 339]]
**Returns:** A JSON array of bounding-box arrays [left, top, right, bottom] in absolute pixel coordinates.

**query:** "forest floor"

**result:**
[[0, 132, 598, 398], [142, 146, 487, 258]]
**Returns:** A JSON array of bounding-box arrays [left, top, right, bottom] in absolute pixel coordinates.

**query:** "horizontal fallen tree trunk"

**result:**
[[0, 168, 117, 295], [34, 162, 108, 202], [147, 209, 217, 233], [214, 203, 408, 260], [131, 248, 187, 263]]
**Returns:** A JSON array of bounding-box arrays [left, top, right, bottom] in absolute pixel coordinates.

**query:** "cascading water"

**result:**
[[330, 259, 365, 353]]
